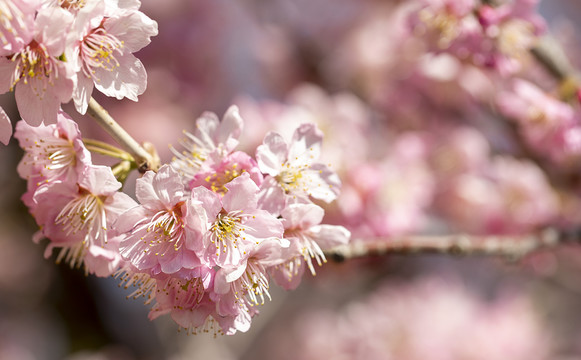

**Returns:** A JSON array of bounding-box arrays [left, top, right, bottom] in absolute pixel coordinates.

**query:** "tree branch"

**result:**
[[531, 35, 575, 82], [325, 228, 565, 262], [86, 98, 160, 173]]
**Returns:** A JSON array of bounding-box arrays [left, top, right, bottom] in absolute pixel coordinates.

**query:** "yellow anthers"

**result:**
[[55, 192, 108, 247], [10, 42, 57, 94], [276, 164, 306, 193], [58, 0, 86, 10], [80, 27, 124, 79], [209, 210, 250, 257]]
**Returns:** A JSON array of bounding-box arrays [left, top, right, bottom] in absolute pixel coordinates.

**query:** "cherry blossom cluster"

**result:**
[[14, 105, 350, 335], [2, 0, 581, 350], [0, 0, 157, 143], [242, 0, 576, 240], [497, 79, 581, 164], [409, 0, 545, 75]]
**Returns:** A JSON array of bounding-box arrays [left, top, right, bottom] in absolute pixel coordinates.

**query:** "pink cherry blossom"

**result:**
[[335, 133, 435, 238], [473, 1, 544, 75], [189, 150, 263, 194], [408, 0, 478, 50], [272, 203, 350, 290], [14, 110, 91, 207], [256, 123, 341, 215], [190, 173, 284, 268], [69, 0, 158, 113], [31, 165, 136, 270], [171, 105, 244, 183], [147, 267, 254, 335], [149, 275, 208, 322], [409, 0, 544, 75], [117, 164, 201, 275], [211, 238, 287, 329], [496, 79, 580, 163], [0, 7, 75, 124], [150, 282, 252, 336]]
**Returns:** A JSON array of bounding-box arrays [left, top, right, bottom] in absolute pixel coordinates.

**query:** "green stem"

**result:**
[[83, 138, 129, 155], [84, 141, 134, 161]]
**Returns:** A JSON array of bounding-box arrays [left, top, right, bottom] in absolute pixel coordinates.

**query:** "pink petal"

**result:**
[[222, 173, 259, 212], [136, 165, 184, 208], [217, 105, 243, 151], [281, 203, 324, 229], [257, 176, 287, 216], [288, 123, 323, 164], [243, 209, 284, 240], [105, 10, 158, 52], [256, 131, 287, 176], [94, 54, 147, 101], [191, 186, 222, 218], [34, 7, 74, 55], [308, 225, 351, 249], [73, 74, 95, 114], [78, 165, 122, 196]]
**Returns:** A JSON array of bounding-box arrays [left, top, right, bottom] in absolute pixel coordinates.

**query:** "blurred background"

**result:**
[[4, 0, 581, 359]]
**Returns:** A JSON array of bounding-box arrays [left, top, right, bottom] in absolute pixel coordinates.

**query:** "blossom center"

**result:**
[[10, 40, 60, 95], [138, 201, 186, 256], [209, 210, 248, 256], [81, 26, 124, 80], [55, 189, 108, 247], [23, 135, 77, 183], [233, 260, 270, 307], [276, 163, 307, 193], [204, 163, 244, 194]]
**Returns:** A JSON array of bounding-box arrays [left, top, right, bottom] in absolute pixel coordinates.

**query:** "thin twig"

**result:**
[[86, 97, 160, 173], [531, 35, 580, 101], [325, 228, 562, 262], [84, 145, 133, 161], [83, 138, 132, 156], [531, 36, 575, 81]]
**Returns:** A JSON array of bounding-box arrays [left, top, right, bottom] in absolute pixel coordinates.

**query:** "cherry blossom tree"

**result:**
[[2, 0, 581, 358]]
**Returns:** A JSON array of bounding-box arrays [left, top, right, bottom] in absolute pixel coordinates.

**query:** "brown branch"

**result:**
[[531, 36, 575, 82], [86, 97, 160, 173], [325, 228, 563, 262], [531, 35, 580, 101]]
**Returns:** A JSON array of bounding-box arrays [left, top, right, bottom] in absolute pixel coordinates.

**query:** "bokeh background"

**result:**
[[3, 0, 581, 359]]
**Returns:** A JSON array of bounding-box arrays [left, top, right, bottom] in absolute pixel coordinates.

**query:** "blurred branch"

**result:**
[[326, 228, 567, 262], [531, 36, 575, 82], [531, 36, 579, 100], [86, 98, 160, 173]]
